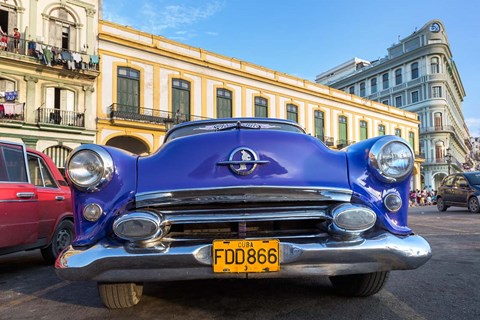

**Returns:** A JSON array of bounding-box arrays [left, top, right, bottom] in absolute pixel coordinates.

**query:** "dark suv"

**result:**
[[437, 172, 480, 213]]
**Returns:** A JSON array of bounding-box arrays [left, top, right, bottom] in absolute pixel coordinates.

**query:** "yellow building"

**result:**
[[97, 20, 422, 188]]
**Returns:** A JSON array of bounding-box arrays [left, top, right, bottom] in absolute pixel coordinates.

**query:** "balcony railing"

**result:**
[[0, 103, 25, 122], [336, 139, 355, 149], [37, 107, 85, 127], [419, 125, 455, 134], [109, 103, 211, 125], [315, 135, 334, 147], [0, 34, 99, 71]]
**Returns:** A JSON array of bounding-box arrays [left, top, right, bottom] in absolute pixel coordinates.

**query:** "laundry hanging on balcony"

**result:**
[[4, 91, 18, 101]]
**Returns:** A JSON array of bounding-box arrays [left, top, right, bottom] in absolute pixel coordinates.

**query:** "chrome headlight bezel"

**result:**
[[113, 211, 165, 242], [66, 145, 114, 192], [369, 136, 414, 183]]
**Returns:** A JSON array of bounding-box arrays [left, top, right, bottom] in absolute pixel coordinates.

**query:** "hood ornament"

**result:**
[[217, 147, 269, 175]]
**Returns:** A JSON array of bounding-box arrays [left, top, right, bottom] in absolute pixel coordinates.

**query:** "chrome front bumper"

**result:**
[[55, 232, 431, 282]]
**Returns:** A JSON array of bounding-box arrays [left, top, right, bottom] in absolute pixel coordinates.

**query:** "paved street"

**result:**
[[1, 205, 479, 320]]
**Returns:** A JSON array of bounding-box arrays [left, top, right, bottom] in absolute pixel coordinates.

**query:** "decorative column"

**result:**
[[85, 8, 96, 54], [29, 0, 38, 39], [24, 75, 38, 124], [82, 85, 95, 130]]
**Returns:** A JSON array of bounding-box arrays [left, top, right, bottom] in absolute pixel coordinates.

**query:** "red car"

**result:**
[[0, 140, 74, 264]]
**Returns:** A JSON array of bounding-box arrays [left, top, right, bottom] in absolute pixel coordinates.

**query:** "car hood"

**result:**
[[137, 130, 349, 194]]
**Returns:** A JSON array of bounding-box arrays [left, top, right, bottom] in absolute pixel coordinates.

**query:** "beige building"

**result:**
[[0, 0, 99, 172], [97, 20, 422, 188]]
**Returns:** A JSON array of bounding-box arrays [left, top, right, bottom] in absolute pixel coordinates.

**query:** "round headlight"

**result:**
[[66, 145, 114, 191], [370, 137, 414, 182]]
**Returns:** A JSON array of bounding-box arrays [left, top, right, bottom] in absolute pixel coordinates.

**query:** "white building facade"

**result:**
[[316, 20, 472, 190]]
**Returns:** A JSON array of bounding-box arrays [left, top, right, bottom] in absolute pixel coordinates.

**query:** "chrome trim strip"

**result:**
[[136, 186, 353, 208], [56, 232, 431, 282], [160, 209, 330, 226], [0, 199, 38, 203]]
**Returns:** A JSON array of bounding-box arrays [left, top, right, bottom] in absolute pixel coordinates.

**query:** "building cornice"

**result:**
[[98, 20, 419, 124]]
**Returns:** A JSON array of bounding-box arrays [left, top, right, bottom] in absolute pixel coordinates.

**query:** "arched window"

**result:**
[[172, 79, 190, 121], [411, 62, 419, 79], [370, 78, 377, 94], [359, 82, 366, 97], [395, 128, 402, 137], [217, 88, 232, 118], [395, 68, 402, 85], [117, 67, 140, 113], [48, 8, 77, 50], [431, 57, 439, 74], [43, 145, 72, 175], [254, 96, 268, 117], [382, 73, 389, 89], [286, 104, 298, 122]]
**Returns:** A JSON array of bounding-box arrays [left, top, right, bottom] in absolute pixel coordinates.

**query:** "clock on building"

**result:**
[[429, 23, 440, 33]]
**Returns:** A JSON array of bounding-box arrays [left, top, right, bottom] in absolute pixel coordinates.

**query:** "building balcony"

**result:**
[[315, 135, 334, 147], [419, 125, 455, 134], [336, 139, 355, 149], [0, 34, 99, 75], [0, 103, 25, 122], [36, 107, 85, 128], [108, 104, 210, 128]]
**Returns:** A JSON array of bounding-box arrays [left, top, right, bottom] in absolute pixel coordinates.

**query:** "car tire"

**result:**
[[468, 197, 480, 213], [329, 271, 389, 297], [98, 282, 144, 309], [436, 197, 448, 212], [41, 220, 74, 264]]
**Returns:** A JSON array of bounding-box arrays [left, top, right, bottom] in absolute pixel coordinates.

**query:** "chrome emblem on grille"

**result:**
[[217, 147, 269, 176]]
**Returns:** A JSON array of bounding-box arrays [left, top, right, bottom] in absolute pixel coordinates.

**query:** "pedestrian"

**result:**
[[0, 26, 7, 51], [13, 27, 20, 53]]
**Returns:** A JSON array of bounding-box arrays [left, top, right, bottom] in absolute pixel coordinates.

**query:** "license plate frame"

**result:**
[[212, 239, 280, 273]]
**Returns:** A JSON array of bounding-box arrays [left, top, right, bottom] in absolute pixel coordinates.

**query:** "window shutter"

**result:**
[[63, 90, 75, 111], [69, 25, 76, 50], [48, 20, 57, 46], [45, 88, 55, 108]]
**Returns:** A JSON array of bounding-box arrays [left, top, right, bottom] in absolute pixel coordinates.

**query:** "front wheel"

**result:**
[[41, 220, 74, 264], [436, 197, 448, 212], [329, 271, 389, 297], [468, 197, 480, 213], [98, 282, 144, 309]]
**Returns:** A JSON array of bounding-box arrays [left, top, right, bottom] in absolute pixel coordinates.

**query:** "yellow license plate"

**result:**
[[212, 239, 280, 273]]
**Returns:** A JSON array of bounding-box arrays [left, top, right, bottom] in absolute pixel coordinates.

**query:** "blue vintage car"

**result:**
[[56, 118, 431, 308]]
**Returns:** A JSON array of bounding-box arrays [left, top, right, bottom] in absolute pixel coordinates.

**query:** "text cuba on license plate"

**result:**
[[212, 239, 280, 273]]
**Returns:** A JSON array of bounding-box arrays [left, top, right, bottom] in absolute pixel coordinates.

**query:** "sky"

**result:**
[[102, 0, 480, 136]]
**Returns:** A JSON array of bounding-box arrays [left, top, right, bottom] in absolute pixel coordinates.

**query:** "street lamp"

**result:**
[[445, 148, 452, 175]]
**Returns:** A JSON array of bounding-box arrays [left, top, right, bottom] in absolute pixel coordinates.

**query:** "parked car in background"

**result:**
[[56, 118, 431, 309], [0, 140, 74, 264], [436, 172, 480, 213]]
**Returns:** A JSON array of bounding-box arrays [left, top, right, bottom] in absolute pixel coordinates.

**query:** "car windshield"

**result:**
[[465, 172, 480, 185], [165, 119, 304, 142]]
